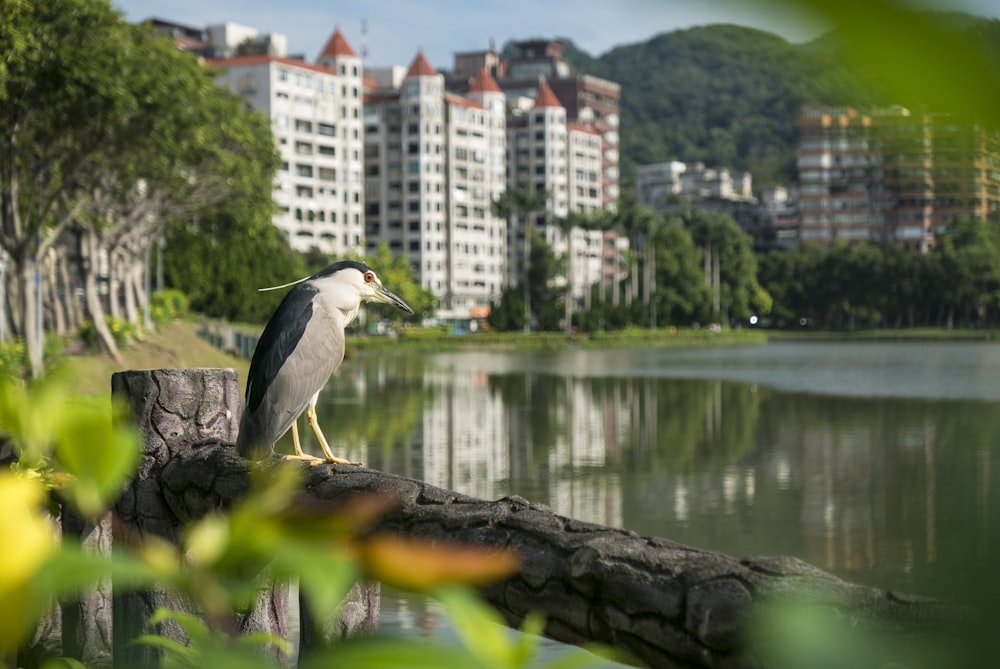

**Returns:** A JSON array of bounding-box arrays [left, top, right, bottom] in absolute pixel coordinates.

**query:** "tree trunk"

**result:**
[[59, 246, 84, 333], [43, 248, 66, 336], [19, 254, 43, 378], [107, 255, 121, 321], [122, 256, 139, 326], [522, 218, 531, 333], [564, 228, 573, 335], [81, 230, 122, 364]]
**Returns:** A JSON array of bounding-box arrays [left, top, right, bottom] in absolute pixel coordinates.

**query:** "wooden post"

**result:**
[[110, 368, 288, 666]]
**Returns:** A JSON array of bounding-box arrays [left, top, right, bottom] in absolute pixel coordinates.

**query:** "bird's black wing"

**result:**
[[245, 283, 318, 414]]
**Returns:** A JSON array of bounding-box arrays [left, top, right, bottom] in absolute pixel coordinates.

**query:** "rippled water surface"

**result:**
[[282, 341, 1000, 645]]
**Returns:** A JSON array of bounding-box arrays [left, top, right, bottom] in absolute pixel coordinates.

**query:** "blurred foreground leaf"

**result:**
[[360, 535, 519, 592], [778, 0, 1000, 123]]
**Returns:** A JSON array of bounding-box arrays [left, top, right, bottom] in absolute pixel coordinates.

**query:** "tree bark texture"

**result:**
[[109, 369, 289, 667], [159, 440, 958, 669]]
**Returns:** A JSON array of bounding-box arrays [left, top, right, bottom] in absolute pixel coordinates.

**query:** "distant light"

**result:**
[[749, 315, 758, 326]]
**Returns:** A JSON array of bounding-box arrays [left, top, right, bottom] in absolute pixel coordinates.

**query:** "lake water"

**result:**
[[284, 341, 1000, 643]]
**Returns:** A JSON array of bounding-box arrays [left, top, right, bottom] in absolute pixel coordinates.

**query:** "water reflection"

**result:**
[[281, 343, 1000, 609]]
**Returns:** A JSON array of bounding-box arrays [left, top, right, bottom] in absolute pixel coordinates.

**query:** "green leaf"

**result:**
[[234, 632, 293, 658], [278, 543, 360, 622], [132, 633, 200, 664], [307, 636, 481, 669], [40, 658, 89, 669], [52, 397, 140, 518], [33, 542, 162, 602], [433, 586, 512, 668]]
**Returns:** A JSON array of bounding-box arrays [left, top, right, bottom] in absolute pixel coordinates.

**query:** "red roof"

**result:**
[[365, 91, 400, 105], [445, 93, 483, 110], [468, 68, 502, 94], [405, 50, 437, 78], [533, 79, 562, 109], [319, 27, 357, 58], [207, 54, 335, 76], [568, 122, 600, 136]]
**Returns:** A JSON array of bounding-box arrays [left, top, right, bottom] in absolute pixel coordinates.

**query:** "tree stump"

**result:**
[[110, 368, 288, 666]]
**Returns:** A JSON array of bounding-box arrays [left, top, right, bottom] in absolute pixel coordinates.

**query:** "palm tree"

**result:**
[[555, 208, 615, 334], [491, 184, 550, 332]]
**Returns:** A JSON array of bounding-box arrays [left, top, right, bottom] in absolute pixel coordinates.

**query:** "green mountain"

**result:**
[[510, 14, 999, 190], [583, 24, 885, 188]]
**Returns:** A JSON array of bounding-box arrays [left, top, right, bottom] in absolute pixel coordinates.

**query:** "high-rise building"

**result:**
[[450, 41, 621, 309], [506, 80, 607, 303], [797, 104, 1000, 250], [450, 39, 621, 209], [208, 27, 365, 255], [363, 53, 507, 320]]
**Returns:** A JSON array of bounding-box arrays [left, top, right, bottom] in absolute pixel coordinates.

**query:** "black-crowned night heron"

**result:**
[[236, 260, 413, 464]]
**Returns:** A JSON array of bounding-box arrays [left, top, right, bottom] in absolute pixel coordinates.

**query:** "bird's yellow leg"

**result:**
[[292, 421, 304, 457], [284, 420, 324, 463], [306, 404, 360, 466]]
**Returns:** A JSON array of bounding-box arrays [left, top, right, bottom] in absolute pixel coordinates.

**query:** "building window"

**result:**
[[318, 122, 336, 136], [295, 164, 313, 178], [295, 119, 313, 132]]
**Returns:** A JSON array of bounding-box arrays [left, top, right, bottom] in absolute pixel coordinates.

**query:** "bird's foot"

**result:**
[[283, 453, 362, 467], [283, 453, 327, 466], [323, 455, 362, 467]]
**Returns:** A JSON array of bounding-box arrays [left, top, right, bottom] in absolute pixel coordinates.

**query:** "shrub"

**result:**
[[79, 317, 145, 350], [150, 289, 189, 325], [0, 340, 26, 381]]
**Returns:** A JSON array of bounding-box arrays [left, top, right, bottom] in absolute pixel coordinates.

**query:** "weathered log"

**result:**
[[161, 439, 959, 669]]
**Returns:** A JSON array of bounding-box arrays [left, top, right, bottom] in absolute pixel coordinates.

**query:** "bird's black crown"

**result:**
[[311, 260, 374, 281]]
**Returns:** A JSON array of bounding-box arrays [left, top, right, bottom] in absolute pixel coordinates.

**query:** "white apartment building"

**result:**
[[210, 28, 365, 254], [636, 160, 754, 210], [363, 53, 507, 320], [507, 80, 606, 303]]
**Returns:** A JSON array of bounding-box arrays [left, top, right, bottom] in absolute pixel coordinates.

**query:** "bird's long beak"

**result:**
[[375, 284, 414, 314]]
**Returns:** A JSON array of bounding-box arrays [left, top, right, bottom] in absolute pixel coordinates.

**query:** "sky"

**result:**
[[113, 0, 998, 70]]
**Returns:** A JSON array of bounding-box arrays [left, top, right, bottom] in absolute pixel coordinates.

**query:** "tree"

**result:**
[[653, 224, 711, 326], [934, 217, 1000, 327], [554, 209, 615, 333], [365, 243, 437, 323], [0, 0, 130, 375], [684, 206, 770, 324], [526, 228, 564, 331], [0, 0, 283, 373], [164, 212, 304, 325], [491, 185, 550, 332]]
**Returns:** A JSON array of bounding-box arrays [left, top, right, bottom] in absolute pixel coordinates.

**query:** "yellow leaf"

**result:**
[[360, 535, 518, 592], [0, 474, 55, 591]]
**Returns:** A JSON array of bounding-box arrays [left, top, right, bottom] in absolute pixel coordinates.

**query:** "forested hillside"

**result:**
[[517, 13, 1000, 189]]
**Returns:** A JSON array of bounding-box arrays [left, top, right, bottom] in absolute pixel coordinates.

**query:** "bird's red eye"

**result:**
[[363, 271, 374, 283]]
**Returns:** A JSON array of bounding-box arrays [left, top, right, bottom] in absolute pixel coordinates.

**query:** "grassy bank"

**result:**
[[58, 320, 250, 396], [764, 327, 1000, 342], [351, 325, 767, 353]]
